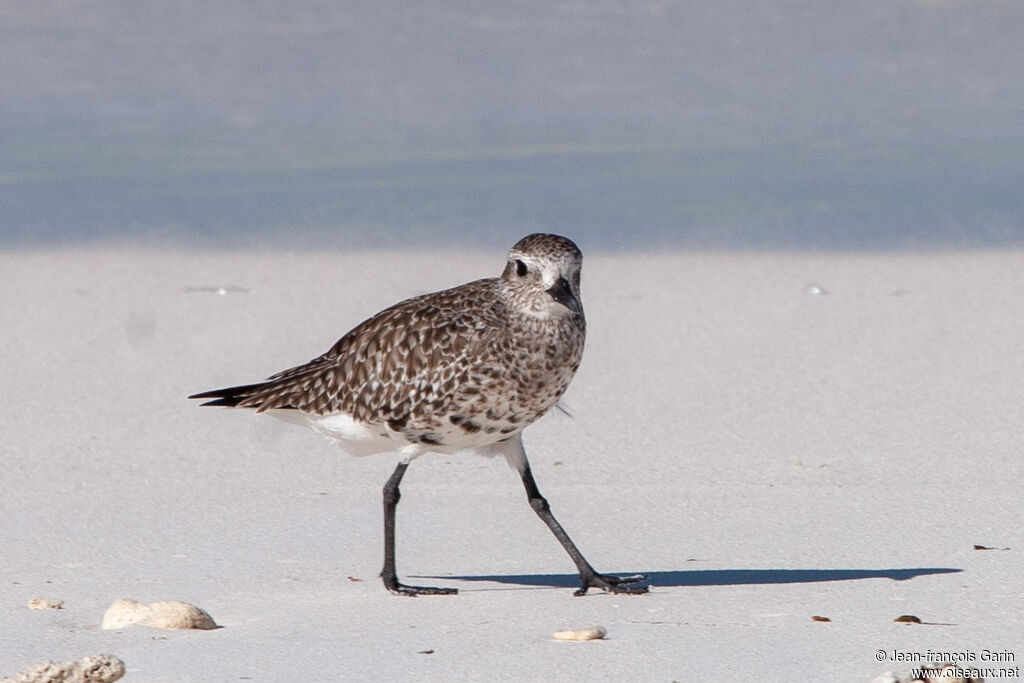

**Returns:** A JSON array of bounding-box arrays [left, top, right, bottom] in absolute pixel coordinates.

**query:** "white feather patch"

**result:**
[[267, 410, 398, 456]]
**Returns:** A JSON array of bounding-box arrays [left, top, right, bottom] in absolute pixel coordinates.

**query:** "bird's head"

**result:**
[[501, 233, 584, 319]]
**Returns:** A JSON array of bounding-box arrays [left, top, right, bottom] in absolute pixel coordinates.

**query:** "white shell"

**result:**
[[27, 598, 64, 610], [552, 626, 607, 641], [100, 599, 217, 631]]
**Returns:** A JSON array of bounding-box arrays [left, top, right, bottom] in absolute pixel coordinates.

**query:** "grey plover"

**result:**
[[190, 234, 647, 596]]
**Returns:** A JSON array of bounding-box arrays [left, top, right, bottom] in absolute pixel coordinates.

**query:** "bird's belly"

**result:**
[[268, 409, 521, 457], [269, 410, 400, 456]]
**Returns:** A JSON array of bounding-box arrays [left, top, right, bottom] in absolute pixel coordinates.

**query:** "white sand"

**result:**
[[2, 247, 1021, 681]]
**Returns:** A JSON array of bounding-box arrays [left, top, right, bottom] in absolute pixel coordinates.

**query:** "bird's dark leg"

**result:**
[[518, 465, 647, 596], [381, 461, 457, 596]]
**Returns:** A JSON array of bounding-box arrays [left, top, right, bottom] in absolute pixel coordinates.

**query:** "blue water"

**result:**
[[2, 1, 1022, 250]]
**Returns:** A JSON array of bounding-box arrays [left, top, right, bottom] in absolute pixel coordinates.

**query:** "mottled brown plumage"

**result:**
[[190, 234, 647, 596]]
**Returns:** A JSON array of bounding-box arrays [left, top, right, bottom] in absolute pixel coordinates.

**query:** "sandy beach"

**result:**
[[1, 246, 1020, 681]]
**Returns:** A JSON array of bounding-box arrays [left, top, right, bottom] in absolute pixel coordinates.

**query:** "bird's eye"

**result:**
[[515, 259, 528, 277]]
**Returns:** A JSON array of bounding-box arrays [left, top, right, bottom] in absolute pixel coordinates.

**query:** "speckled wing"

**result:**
[[192, 279, 503, 428]]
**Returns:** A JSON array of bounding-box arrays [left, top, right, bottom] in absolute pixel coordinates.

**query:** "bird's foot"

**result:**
[[574, 572, 648, 596], [383, 576, 458, 597]]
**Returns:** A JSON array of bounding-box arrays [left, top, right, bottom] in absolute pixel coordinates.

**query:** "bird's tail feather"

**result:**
[[188, 383, 270, 408]]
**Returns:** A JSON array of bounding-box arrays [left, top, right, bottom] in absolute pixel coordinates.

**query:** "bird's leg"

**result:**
[[381, 460, 457, 596], [519, 464, 648, 596]]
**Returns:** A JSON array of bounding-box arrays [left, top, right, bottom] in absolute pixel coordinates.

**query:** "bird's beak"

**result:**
[[546, 277, 582, 314]]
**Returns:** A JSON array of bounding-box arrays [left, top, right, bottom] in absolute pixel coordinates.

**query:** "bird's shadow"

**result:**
[[420, 567, 961, 590]]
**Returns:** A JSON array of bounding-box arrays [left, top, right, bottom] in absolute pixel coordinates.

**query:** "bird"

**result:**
[[189, 233, 647, 597]]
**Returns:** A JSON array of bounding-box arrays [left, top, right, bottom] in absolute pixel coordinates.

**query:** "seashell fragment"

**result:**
[[101, 599, 217, 630], [552, 626, 607, 641], [27, 598, 64, 610], [1, 653, 125, 683]]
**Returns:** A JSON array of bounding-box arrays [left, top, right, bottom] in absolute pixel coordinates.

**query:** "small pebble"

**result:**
[[27, 598, 64, 610], [552, 626, 607, 641], [893, 614, 921, 624], [101, 599, 217, 631]]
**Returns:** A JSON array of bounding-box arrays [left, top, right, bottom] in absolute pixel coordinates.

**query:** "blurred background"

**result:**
[[1, 0, 1021, 251]]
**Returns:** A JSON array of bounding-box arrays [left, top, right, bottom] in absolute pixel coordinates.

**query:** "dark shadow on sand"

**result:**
[[423, 567, 961, 589]]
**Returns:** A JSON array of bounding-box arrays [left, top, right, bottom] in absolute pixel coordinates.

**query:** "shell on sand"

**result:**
[[552, 626, 607, 641], [27, 598, 64, 610], [0, 653, 125, 683], [100, 599, 217, 631]]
